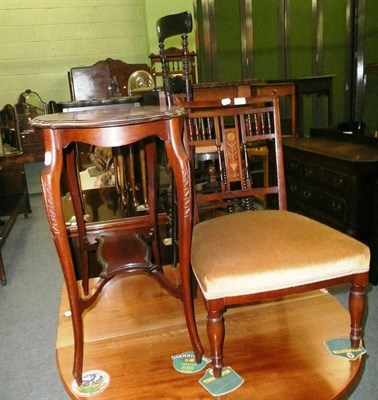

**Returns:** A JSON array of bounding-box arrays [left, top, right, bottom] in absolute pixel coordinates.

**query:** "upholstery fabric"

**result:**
[[191, 210, 370, 300]]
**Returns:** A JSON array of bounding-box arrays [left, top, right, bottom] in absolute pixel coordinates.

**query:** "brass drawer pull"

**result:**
[[331, 201, 342, 212], [304, 167, 312, 177], [303, 190, 312, 199], [333, 177, 344, 188]]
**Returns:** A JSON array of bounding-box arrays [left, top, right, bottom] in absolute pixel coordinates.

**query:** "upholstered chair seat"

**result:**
[[191, 210, 370, 300], [156, 10, 370, 384]]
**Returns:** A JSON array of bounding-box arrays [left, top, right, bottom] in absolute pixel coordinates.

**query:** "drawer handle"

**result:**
[[289, 162, 298, 171], [304, 167, 312, 177], [303, 190, 312, 199], [333, 177, 344, 188], [331, 202, 342, 212]]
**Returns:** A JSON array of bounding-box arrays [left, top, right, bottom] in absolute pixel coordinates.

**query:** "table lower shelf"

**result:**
[[56, 271, 364, 399]]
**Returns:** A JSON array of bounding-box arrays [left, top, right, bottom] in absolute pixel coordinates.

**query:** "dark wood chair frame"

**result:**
[[177, 93, 370, 379]]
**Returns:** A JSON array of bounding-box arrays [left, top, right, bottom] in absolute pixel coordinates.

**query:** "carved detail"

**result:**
[[42, 180, 60, 237], [182, 162, 192, 221], [224, 129, 241, 182]]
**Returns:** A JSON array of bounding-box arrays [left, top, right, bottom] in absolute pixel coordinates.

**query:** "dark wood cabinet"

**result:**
[[0, 158, 31, 216], [371, 180, 378, 284], [282, 136, 378, 284], [0, 158, 31, 285], [19, 129, 44, 161], [0, 134, 44, 218]]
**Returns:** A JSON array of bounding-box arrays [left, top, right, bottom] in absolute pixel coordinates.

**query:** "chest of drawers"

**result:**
[[282, 136, 378, 284]]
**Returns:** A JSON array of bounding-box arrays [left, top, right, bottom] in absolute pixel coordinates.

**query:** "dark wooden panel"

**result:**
[[283, 136, 378, 283], [0, 160, 31, 216]]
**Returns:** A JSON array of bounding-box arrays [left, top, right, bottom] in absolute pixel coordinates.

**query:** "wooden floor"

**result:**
[[56, 268, 364, 399]]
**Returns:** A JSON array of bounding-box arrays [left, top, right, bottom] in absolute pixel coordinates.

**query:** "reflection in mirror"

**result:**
[[0, 104, 22, 156], [127, 70, 155, 95], [15, 89, 47, 133]]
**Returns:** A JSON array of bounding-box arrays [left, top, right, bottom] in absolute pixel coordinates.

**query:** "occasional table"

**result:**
[[32, 105, 200, 385]]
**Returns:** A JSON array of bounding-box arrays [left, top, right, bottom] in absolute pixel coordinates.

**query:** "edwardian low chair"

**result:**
[[177, 93, 370, 379]]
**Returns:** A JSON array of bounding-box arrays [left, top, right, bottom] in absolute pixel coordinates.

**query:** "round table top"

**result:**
[[31, 104, 185, 129], [57, 95, 142, 109]]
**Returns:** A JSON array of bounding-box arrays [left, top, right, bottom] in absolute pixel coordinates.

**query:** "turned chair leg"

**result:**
[[349, 283, 366, 347], [207, 307, 225, 378]]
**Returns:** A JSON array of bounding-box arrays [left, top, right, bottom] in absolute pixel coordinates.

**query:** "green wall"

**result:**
[[253, 0, 280, 80], [363, 0, 378, 136], [145, 0, 195, 56], [214, 0, 242, 82], [0, 0, 194, 105], [197, 0, 377, 137]]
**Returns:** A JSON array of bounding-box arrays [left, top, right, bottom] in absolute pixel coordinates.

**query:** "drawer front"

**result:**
[[301, 163, 348, 193], [286, 178, 347, 229], [20, 129, 42, 144], [0, 162, 31, 215], [285, 157, 348, 194], [284, 157, 301, 177], [20, 129, 44, 158]]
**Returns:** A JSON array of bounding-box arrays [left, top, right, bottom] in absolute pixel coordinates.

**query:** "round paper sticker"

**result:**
[[71, 370, 110, 397]]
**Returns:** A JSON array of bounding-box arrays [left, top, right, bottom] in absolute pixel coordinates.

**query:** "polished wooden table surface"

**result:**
[[56, 270, 364, 400]]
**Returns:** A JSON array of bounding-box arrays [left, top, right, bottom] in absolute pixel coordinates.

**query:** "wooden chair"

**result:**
[[177, 93, 370, 380], [149, 46, 196, 87], [156, 11, 193, 106], [68, 58, 151, 99], [155, 11, 194, 268], [253, 82, 296, 136]]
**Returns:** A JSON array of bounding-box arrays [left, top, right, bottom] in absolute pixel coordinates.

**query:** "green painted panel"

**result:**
[[363, 0, 378, 136], [365, 0, 378, 64], [323, 0, 347, 127], [253, 0, 280, 80], [290, 1, 312, 135], [214, 0, 242, 81], [290, 0, 312, 78]]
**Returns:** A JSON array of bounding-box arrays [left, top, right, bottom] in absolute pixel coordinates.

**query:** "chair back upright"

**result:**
[[156, 11, 193, 105], [178, 93, 287, 220], [69, 60, 112, 100], [68, 58, 151, 100]]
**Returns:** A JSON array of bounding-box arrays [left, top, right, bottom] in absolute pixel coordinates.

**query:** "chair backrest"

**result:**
[[156, 11, 193, 105], [149, 47, 197, 86], [69, 58, 151, 100], [178, 93, 287, 220], [69, 60, 112, 100], [253, 83, 296, 136]]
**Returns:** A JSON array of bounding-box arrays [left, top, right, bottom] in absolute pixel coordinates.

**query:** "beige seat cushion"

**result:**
[[191, 210, 370, 300]]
